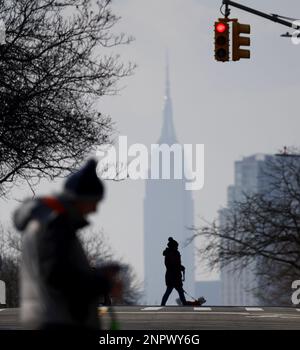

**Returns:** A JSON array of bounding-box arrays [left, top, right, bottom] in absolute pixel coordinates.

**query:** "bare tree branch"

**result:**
[[191, 152, 300, 305], [0, 0, 135, 196]]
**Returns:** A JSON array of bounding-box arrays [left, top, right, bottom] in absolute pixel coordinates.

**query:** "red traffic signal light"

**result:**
[[216, 22, 227, 33], [214, 20, 229, 62]]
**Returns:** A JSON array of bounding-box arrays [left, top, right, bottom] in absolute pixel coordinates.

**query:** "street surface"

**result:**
[[1, 306, 300, 330]]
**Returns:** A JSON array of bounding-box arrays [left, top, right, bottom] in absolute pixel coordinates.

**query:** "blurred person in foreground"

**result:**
[[14, 159, 121, 330]]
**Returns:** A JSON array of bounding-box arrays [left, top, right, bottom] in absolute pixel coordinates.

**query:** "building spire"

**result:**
[[165, 51, 170, 99], [159, 54, 177, 144]]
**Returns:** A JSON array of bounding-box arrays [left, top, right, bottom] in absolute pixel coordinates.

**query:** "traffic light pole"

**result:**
[[222, 0, 300, 30]]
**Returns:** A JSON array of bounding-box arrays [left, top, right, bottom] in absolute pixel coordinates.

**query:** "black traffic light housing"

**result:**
[[232, 20, 251, 61], [214, 19, 230, 62]]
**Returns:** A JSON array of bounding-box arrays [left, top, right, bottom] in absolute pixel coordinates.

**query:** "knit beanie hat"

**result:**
[[167, 237, 178, 248], [63, 159, 105, 202]]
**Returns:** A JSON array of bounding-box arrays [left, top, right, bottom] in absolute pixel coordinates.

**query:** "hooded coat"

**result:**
[[14, 195, 111, 330], [163, 247, 185, 288]]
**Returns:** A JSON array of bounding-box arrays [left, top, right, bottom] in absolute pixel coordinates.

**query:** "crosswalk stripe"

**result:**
[[296, 309, 300, 312], [194, 307, 212, 311], [141, 307, 164, 311], [245, 307, 264, 311]]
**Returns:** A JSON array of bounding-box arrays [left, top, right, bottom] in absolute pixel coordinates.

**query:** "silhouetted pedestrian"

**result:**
[[14, 159, 121, 330], [161, 237, 187, 306]]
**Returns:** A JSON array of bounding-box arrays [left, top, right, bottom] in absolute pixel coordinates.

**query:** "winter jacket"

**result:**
[[163, 247, 185, 288], [14, 195, 111, 330]]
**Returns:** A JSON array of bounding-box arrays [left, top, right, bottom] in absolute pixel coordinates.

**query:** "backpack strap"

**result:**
[[41, 197, 66, 214]]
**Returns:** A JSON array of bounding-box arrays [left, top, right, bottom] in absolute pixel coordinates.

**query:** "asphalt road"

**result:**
[[1, 306, 300, 330]]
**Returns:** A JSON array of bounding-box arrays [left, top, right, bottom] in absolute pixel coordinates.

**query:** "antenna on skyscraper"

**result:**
[[165, 49, 170, 99]]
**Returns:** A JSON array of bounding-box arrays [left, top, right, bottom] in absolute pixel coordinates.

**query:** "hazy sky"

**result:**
[[1, 0, 300, 283]]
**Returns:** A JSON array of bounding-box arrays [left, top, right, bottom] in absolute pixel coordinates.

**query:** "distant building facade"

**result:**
[[220, 154, 273, 306], [144, 63, 195, 305]]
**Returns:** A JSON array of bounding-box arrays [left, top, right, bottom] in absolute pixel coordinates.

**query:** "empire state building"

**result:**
[[143, 62, 195, 305]]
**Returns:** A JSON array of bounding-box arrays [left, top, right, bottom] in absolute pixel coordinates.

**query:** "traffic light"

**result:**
[[214, 20, 230, 62], [232, 21, 251, 61]]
